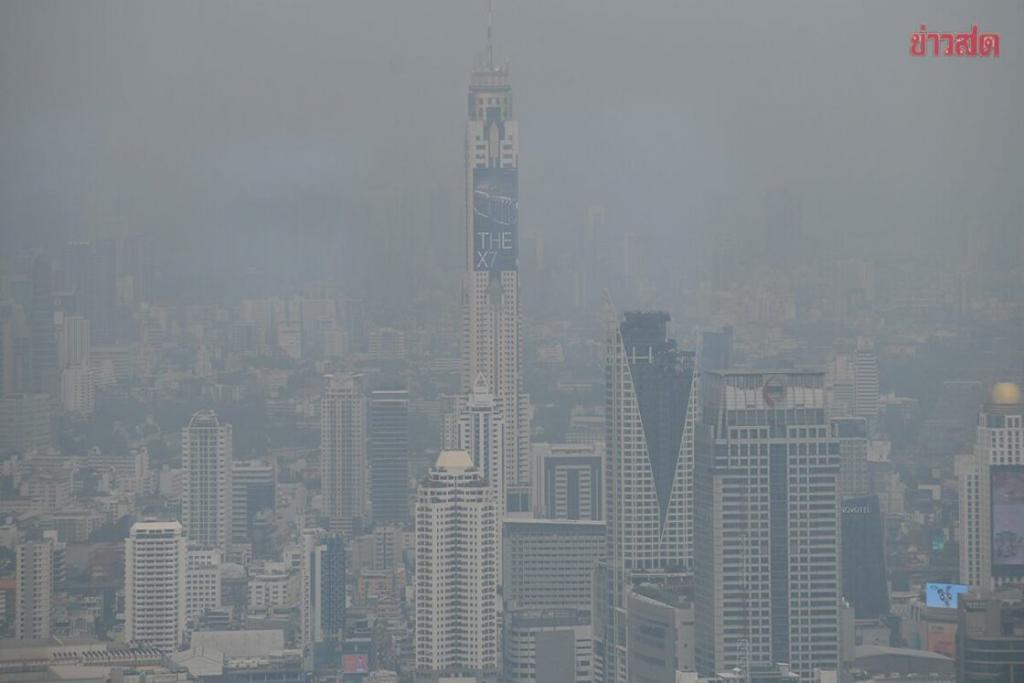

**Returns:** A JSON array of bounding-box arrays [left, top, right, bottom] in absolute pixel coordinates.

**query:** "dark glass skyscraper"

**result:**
[[841, 495, 889, 619], [369, 388, 410, 526], [595, 310, 697, 683], [29, 255, 58, 399]]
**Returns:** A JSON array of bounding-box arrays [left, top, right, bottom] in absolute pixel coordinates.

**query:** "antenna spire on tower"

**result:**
[[486, 0, 494, 68]]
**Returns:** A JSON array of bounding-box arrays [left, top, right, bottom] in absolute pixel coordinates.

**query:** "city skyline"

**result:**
[[1, 3, 1023, 683]]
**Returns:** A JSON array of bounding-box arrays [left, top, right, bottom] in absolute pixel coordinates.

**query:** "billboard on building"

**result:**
[[472, 167, 518, 274], [925, 582, 968, 609], [992, 466, 1024, 573], [925, 622, 957, 657], [342, 654, 369, 674]]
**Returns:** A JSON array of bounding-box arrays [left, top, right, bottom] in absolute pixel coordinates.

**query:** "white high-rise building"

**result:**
[[125, 521, 186, 653], [185, 547, 222, 624], [415, 450, 499, 681], [826, 352, 856, 418], [452, 375, 506, 509], [595, 311, 697, 683], [15, 539, 53, 641], [57, 314, 90, 368], [61, 363, 95, 416], [461, 47, 530, 513], [853, 342, 880, 423], [321, 374, 367, 535], [694, 370, 841, 683], [957, 382, 1023, 590], [181, 410, 233, 555]]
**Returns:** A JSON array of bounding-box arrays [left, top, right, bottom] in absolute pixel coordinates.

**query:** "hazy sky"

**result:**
[[1, 1, 1021, 280]]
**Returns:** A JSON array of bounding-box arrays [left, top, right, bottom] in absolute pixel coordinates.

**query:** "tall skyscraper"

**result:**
[[834, 417, 870, 498], [29, 255, 58, 399], [595, 310, 697, 683], [61, 362, 95, 416], [321, 373, 367, 536], [957, 382, 1023, 590], [700, 325, 734, 373], [300, 528, 346, 665], [15, 539, 53, 640], [461, 37, 530, 512], [231, 459, 275, 550], [833, 417, 888, 619], [694, 370, 841, 682], [368, 388, 410, 526], [852, 342, 880, 423], [181, 410, 233, 555], [840, 495, 889, 620], [452, 375, 506, 511], [415, 450, 499, 681], [0, 393, 53, 453], [61, 240, 117, 343], [534, 442, 603, 521], [124, 521, 187, 653], [57, 315, 90, 368]]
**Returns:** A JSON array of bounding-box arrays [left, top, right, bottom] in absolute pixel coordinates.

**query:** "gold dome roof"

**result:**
[[435, 449, 474, 472], [991, 382, 1022, 405]]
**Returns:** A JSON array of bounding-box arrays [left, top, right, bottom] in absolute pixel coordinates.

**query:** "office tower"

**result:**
[[231, 460, 275, 549], [571, 205, 609, 311], [15, 539, 53, 640], [957, 382, 1023, 590], [504, 609, 594, 683], [3, 302, 34, 396], [595, 310, 697, 683], [0, 303, 18, 395], [60, 363, 95, 415], [840, 495, 888, 619], [121, 233, 155, 304], [186, 548, 222, 623], [694, 370, 841, 682], [626, 579, 696, 681], [833, 417, 870, 498], [700, 325, 734, 373], [321, 374, 367, 536], [452, 375, 505, 510], [503, 519, 605, 611], [57, 315, 90, 368], [29, 256, 58, 398], [61, 240, 117, 343], [368, 388, 410, 526], [826, 353, 857, 419], [415, 450, 499, 681], [124, 521, 187, 653], [956, 593, 1024, 683], [300, 529, 346, 664], [833, 417, 887, 619], [461, 41, 530, 513], [0, 393, 53, 453], [534, 443, 603, 521], [181, 410, 233, 555], [852, 342, 880, 423]]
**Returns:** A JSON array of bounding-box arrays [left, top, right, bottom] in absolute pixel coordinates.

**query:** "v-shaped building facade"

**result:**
[[594, 310, 697, 683]]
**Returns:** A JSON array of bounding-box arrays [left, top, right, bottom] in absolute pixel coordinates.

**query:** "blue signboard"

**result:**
[[925, 582, 968, 609]]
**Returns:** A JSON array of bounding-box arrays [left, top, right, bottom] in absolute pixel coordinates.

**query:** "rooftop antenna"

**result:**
[[486, 0, 494, 68]]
